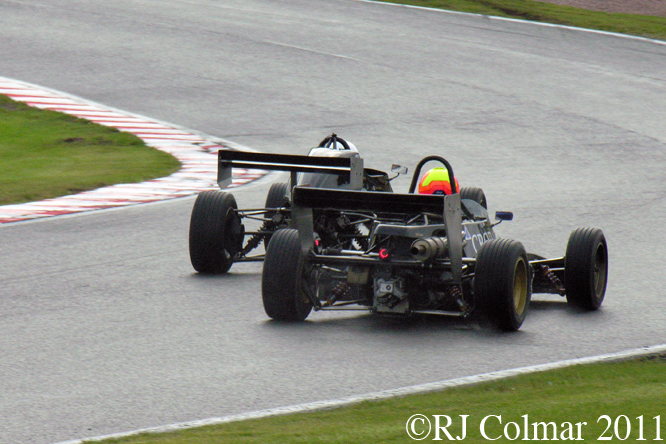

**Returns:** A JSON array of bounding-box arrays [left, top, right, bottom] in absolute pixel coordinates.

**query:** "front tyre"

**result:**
[[263, 182, 290, 248], [459, 187, 488, 209], [474, 238, 531, 331], [262, 229, 312, 321], [565, 227, 608, 310], [189, 190, 242, 274], [265, 182, 289, 210]]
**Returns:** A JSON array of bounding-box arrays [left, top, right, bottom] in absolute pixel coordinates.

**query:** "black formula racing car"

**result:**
[[188, 136, 607, 331], [259, 156, 608, 331]]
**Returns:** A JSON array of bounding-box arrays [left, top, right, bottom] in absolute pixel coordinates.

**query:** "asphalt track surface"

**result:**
[[1, 1, 665, 443]]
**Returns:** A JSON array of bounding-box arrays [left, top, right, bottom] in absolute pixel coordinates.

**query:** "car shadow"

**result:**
[[528, 299, 569, 311], [188, 270, 263, 280], [260, 310, 511, 336]]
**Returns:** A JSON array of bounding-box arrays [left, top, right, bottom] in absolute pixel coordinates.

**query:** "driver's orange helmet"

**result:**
[[418, 168, 459, 195]]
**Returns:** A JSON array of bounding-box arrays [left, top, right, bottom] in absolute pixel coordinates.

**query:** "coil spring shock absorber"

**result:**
[[539, 265, 565, 295], [324, 282, 351, 306], [446, 285, 468, 311], [240, 218, 279, 256]]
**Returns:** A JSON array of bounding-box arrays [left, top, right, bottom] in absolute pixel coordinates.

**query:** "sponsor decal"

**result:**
[[464, 224, 496, 253]]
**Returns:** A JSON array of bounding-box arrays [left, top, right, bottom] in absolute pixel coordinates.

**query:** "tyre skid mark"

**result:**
[[0, 77, 267, 224]]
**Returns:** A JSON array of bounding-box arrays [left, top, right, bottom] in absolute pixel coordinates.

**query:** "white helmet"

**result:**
[[308, 134, 358, 157], [299, 134, 360, 189]]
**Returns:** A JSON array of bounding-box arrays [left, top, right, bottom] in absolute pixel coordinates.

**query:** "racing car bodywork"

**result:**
[[260, 156, 608, 331]]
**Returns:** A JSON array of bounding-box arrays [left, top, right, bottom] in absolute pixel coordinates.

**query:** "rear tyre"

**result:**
[[474, 238, 531, 331], [262, 229, 312, 321], [459, 187, 487, 209], [189, 190, 242, 274], [565, 227, 608, 310], [264, 182, 290, 247]]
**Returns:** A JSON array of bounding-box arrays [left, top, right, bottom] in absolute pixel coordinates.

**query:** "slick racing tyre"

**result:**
[[474, 238, 531, 331], [189, 190, 242, 274], [262, 228, 312, 321], [459, 187, 488, 209], [564, 227, 608, 310], [263, 182, 289, 248]]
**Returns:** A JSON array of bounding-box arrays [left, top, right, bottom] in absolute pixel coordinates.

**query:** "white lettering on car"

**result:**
[[464, 225, 496, 253]]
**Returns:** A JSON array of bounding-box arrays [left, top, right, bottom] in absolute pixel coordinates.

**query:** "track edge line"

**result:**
[[52, 342, 666, 444]]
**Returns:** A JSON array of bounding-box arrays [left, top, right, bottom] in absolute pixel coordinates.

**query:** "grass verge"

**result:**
[[0, 94, 180, 206], [375, 0, 666, 41], [96, 355, 665, 443]]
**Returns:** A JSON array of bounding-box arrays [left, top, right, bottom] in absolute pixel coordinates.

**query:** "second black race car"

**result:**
[[188, 134, 395, 273]]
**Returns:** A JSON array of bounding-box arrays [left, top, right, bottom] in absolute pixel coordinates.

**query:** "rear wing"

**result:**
[[291, 186, 464, 283], [217, 150, 364, 190], [292, 186, 447, 215]]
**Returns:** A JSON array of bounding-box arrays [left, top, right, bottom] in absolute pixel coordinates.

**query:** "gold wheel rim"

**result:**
[[513, 257, 528, 315]]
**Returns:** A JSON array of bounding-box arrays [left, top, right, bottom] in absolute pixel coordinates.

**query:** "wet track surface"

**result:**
[[1, 1, 665, 442]]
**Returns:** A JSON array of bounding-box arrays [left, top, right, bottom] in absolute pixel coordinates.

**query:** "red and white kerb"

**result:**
[[0, 77, 267, 223]]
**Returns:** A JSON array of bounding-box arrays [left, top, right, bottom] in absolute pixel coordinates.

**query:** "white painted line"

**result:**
[[82, 117, 157, 123], [37, 105, 110, 111], [354, 0, 666, 46], [94, 122, 176, 129], [0, 77, 269, 224], [52, 343, 666, 444], [64, 111, 135, 118]]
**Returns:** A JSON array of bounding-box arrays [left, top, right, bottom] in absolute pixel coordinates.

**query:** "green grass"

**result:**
[[0, 94, 180, 206], [95, 355, 665, 443], [377, 0, 666, 41]]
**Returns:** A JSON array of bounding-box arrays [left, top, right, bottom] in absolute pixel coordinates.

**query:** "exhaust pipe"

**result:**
[[411, 237, 449, 261]]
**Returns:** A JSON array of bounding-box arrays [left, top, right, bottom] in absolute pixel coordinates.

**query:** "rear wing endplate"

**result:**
[[217, 150, 364, 190]]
